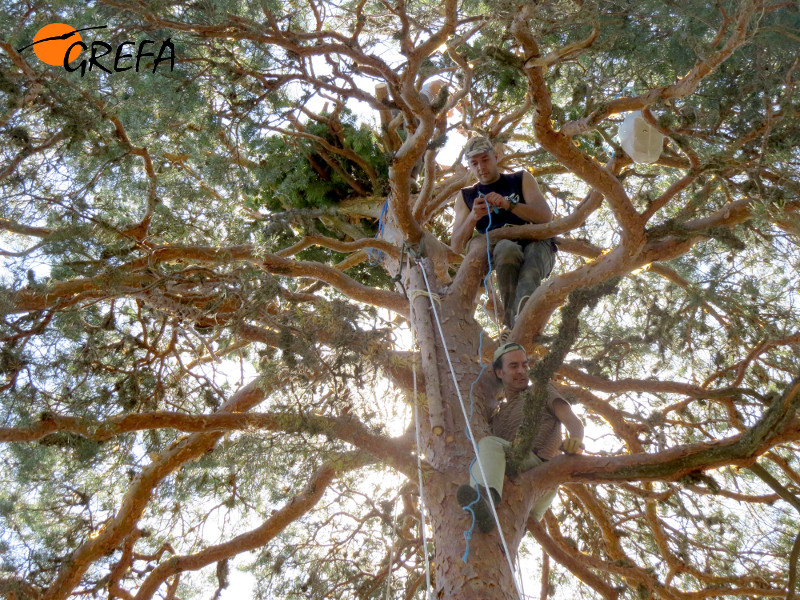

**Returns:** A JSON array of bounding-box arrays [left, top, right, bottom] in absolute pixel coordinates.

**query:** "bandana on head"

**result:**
[[463, 135, 494, 158], [493, 342, 525, 363]]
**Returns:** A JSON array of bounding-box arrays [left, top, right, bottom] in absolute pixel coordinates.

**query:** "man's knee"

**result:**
[[472, 436, 510, 500], [522, 241, 555, 277], [493, 240, 523, 267], [518, 266, 543, 284], [475, 436, 510, 472], [466, 234, 484, 255], [477, 436, 510, 453]]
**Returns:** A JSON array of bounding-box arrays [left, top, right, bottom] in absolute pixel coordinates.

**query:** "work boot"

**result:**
[[457, 484, 497, 533]]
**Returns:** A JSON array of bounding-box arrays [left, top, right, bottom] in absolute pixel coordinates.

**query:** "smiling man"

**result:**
[[451, 136, 557, 333], [457, 342, 584, 533]]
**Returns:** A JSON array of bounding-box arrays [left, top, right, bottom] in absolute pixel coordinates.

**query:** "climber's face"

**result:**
[[495, 348, 529, 395], [467, 150, 500, 185]]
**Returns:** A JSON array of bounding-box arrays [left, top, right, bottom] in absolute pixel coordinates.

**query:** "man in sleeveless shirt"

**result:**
[[457, 343, 584, 533], [451, 136, 557, 331]]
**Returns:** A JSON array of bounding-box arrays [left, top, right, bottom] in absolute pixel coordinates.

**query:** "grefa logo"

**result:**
[[18, 23, 176, 76]]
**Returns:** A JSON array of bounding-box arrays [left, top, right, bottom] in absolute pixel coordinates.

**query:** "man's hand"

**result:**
[[484, 191, 508, 211], [561, 437, 584, 454], [471, 195, 490, 220], [553, 398, 584, 454]]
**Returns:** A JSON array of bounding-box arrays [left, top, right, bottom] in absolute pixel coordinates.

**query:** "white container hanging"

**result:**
[[618, 110, 664, 164]]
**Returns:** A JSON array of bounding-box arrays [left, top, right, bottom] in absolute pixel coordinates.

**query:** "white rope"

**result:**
[[410, 288, 441, 306], [416, 261, 524, 600], [409, 272, 434, 600], [516, 553, 528, 600]]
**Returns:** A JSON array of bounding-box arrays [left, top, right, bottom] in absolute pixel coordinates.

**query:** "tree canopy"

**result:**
[[1, 0, 800, 599]]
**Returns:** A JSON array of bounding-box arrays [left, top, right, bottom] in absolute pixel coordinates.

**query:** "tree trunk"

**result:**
[[425, 474, 520, 600], [409, 258, 546, 599]]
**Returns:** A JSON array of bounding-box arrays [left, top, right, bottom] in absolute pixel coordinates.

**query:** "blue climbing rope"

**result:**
[[461, 199, 497, 562]]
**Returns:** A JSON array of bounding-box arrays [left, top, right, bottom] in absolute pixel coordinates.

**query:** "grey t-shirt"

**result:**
[[490, 385, 564, 460]]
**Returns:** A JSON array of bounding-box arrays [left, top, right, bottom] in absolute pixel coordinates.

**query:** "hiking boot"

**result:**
[[457, 484, 496, 533]]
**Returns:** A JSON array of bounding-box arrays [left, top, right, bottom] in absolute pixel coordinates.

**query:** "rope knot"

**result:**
[[410, 289, 441, 306]]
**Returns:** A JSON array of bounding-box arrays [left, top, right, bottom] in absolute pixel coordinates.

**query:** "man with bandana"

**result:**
[[457, 342, 584, 532]]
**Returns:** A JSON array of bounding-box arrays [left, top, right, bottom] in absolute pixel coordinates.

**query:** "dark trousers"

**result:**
[[471, 237, 556, 328]]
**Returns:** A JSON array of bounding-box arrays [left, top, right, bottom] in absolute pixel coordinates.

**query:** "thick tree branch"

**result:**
[[8, 244, 408, 316], [747, 462, 800, 514], [1, 411, 416, 476], [0, 217, 54, 238], [558, 365, 750, 399], [527, 517, 619, 600], [514, 196, 800, 338], [538, 510, 657, 591], [522, 26, 599, 71], [40, 380, 270, 600], [511, 12, 643, 251], [132, 456, 364, 600], [527, 378, 800, 488], [561, 2, 762, 137], [276, 235, 401, 261], [508, 278, 620, 468]]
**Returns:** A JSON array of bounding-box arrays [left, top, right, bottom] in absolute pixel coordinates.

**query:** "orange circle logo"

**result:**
[[32, 23, 83, 66]]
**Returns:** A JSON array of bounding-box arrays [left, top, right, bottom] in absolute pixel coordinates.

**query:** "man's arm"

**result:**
[[485, 171, 552, 225], [450, 192, 487, 254], [553, 398, 584, 454]]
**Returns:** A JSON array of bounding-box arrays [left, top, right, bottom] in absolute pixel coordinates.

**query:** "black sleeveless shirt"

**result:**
[[461, 171, 557, 251], [461, 172, 529, 234]]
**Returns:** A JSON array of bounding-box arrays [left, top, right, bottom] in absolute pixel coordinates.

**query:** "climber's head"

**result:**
[[493, 342, 529, 394], [464, 136, 499, 185]]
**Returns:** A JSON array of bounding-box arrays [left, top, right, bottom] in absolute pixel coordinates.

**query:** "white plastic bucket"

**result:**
[[618, 110, 664, 164]]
